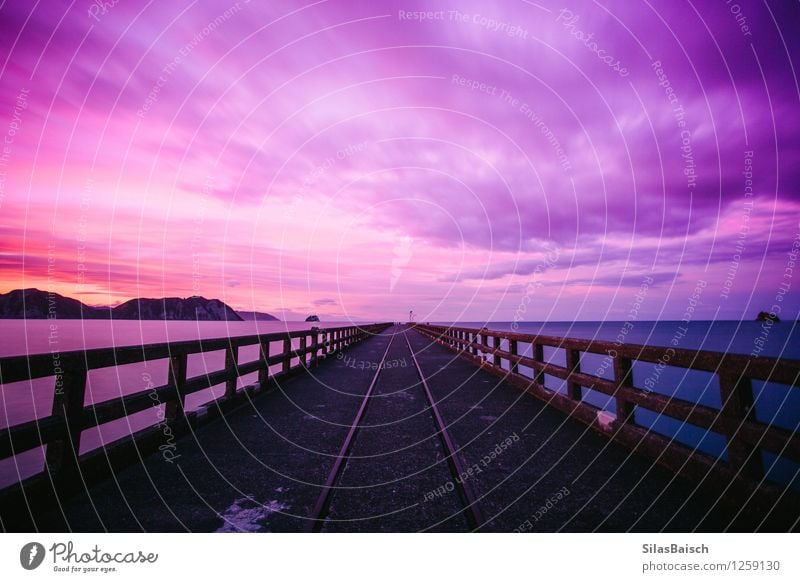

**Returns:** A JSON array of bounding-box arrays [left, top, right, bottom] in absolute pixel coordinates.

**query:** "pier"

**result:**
[[0, 324, 797, 532]]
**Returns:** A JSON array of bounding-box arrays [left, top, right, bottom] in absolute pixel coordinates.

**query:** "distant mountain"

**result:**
[[305, 314, 320, 322], [0, 288, 107, 319], [756, 311, 780, 323], [237, 310, 279, 321], [112, 297, 243, 321], [0, 289, 243, 321]]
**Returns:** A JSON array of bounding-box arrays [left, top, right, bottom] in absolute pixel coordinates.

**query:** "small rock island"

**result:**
[[756, 311, 780, 323]]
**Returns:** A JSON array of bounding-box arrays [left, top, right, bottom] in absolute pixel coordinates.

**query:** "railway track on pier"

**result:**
[[11, 323, 796, 532], [306, 327, 485, 532]]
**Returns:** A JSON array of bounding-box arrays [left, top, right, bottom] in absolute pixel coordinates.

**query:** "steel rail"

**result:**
[[306, 332, 396, 532], [403, 330, 486, 531], [307, 327, 486, 532]]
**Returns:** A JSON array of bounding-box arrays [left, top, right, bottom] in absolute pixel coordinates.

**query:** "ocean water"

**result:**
[[0, 319, 321, 358], [441, 320, 800, 489]]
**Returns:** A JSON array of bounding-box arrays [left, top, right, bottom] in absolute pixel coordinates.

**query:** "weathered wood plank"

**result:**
[[566, 348, 582, 401], [165, 353, 188, 421], [420, 326, 799, 454], [719, 372, 762, 479], [613, 356, 635, 424], [0, 415, 65, 459], [258, 339, 270, 386], [224, 343, 239, 398], [414, 323, 800, 513], [45, 365, 87, 481]]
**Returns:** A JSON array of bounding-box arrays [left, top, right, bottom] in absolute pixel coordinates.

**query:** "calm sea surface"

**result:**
[[0, 319, 797, 488]]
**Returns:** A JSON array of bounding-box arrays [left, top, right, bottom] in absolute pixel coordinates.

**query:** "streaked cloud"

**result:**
[[0, 0, 797, 322]]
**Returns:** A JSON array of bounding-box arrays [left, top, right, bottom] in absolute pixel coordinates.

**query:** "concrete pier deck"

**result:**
[[7, 326, 796, 532]]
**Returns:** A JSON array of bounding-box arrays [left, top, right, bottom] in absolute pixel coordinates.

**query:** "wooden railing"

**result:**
[[413, 323, 800, 507], [0, 323, 391, 497]]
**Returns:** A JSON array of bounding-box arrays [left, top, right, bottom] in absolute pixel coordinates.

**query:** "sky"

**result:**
[[0, 0, 798, 322]]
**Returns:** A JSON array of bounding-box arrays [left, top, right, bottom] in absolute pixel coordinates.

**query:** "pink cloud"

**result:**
[[0, 1, 798, 321]]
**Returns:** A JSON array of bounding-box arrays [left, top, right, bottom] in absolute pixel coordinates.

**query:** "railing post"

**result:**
[[282, 338, 291, 374], [481, 331, 488, 362], [509, 339, 519, 374], [566, 349, 582, 400], [165, 352, 188, 420], [45, 359, 87, 482], [258, 339, 270, 387], [470, 333, 478, 356], [613, 355, 635, 424], [225, 343, 239, 398], [299, 336, 307, 369], [492, 336, 501, 367], [310, 330, 320, 367], [719, 372, 762, 479], [533, 343, 545, 385]]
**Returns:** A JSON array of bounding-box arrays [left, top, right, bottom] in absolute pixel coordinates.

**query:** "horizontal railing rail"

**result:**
[[0, 323, 391, 493], [413, 323, 799, 508], [418, 324, 800, 385]]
